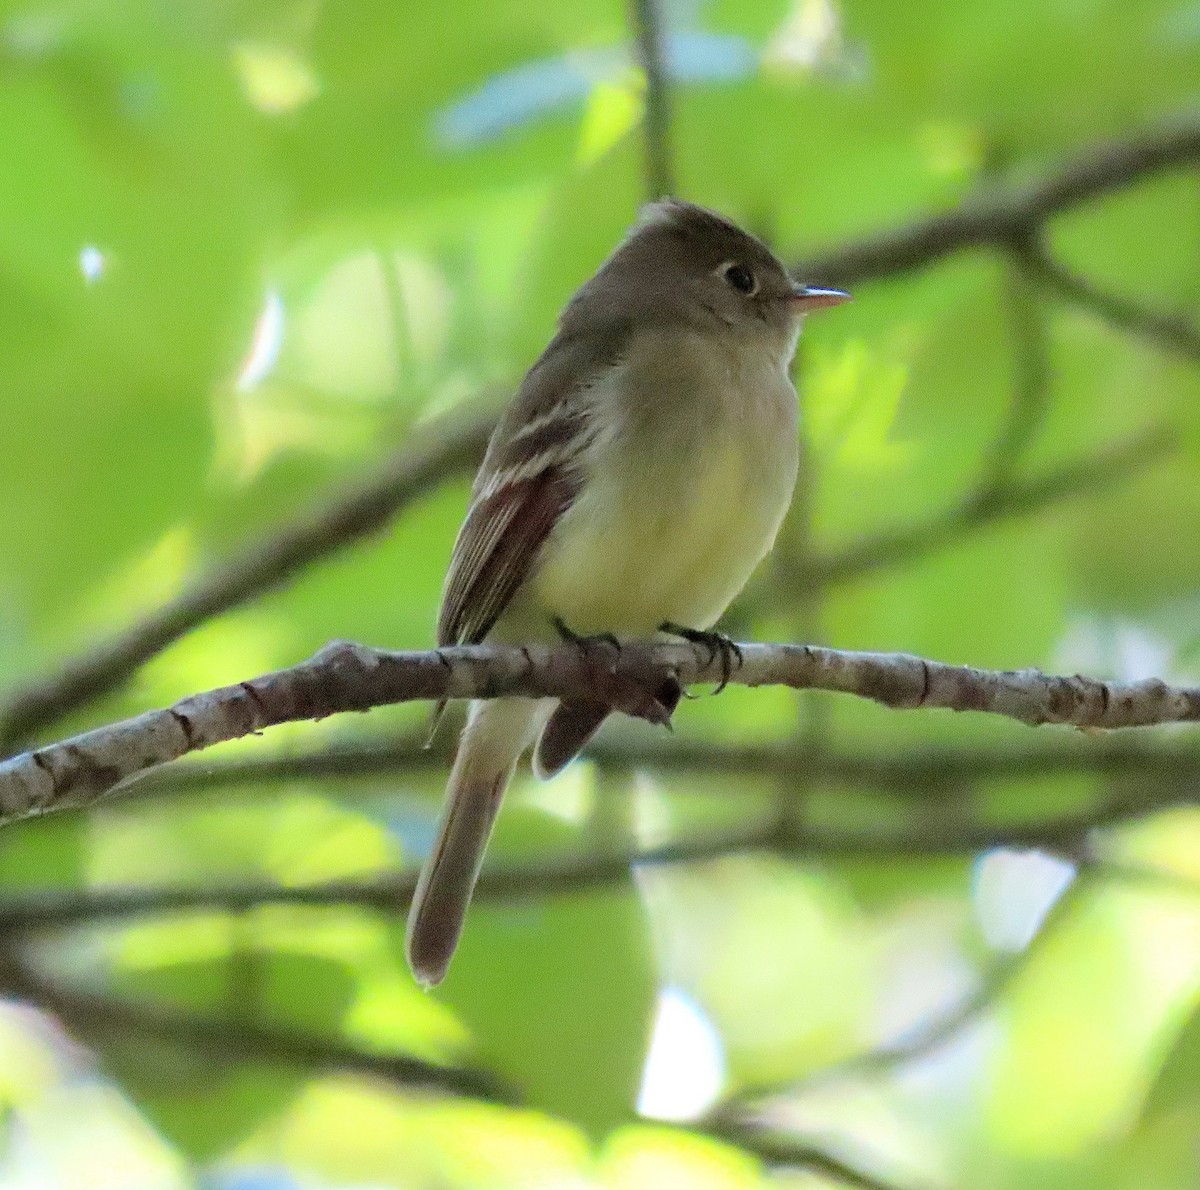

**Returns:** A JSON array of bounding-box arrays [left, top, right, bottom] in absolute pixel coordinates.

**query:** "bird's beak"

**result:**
[[791, 284, 851, 311]]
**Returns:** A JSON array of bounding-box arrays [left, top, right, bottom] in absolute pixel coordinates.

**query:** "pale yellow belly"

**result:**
[[489, 324, 801, 644], [517, 424, 797, 639]]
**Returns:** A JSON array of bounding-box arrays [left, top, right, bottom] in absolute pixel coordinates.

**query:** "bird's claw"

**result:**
[[552, 617, 622, 666], [658, 622, 743, 694]]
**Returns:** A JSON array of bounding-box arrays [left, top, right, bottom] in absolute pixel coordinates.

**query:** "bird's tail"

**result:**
[[406, 698, 546, 986], [534, 700, 610, 779]]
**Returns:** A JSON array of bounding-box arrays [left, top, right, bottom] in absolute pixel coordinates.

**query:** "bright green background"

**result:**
[[1, 0, 1199, 1187]]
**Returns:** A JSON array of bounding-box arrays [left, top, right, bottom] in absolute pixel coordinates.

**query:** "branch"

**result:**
[[794, 115, 1200, 287], [0, 951, 509, 1103], [6, 637, 1200, 826], [629, 0, 675, 199], [0, 801, 1133, 932], [977, 249, 1053, 492], [1, 949, 913, 1184], [0, 830, 767, 930], [732, 868, 1091, 1111], [6, 752, 1186, 933], [0, 408, 495, 755], [701, 1118, 926, 1190], [802, 424, 1173, 591], [1021, 241, 1200, 360], [696, 874, 1101, 1190], [109, 730, 1200, 804]]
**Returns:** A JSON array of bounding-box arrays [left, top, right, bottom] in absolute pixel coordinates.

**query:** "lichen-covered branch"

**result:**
[[4, 637, 1200, 827]]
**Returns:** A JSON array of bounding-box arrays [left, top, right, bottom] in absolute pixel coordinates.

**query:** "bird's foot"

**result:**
[[658, 623, 743, 694], [552, 617, 622, 669], [551, 617, 680, 729]]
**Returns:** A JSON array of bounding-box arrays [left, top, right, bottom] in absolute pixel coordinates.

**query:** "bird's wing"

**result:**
[[437, 465, 578, 647], [437, 334, 619, 647]]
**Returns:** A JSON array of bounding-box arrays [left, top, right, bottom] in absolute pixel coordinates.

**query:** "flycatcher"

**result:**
[[407, 199, 848, 985]]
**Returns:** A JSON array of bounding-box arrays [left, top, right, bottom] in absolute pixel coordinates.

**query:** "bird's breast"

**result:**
[[525, 330, 799, 637]]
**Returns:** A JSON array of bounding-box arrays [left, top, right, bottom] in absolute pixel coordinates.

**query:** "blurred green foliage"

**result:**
[[1, 0, 1200, 1186]]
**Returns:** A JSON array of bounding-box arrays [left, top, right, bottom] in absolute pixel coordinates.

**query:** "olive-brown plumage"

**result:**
[[407, 200, 848, 985]]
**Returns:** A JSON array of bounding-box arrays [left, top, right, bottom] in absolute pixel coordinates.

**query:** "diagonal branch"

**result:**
[[794, 115, 1200, 287], [1020, 241, 1200, 360], [0, 950, 509, 1102], [695, 872, 1097, 1190], [729, 868, 1091, 1112], [803, 423, 1173, 591], [0, 408, 496, 756], [5, 636, 1200, 827], [701, 1118, 929, 1190]]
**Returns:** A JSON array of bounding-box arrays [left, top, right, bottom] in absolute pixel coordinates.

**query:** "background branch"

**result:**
[[629, 0, 675, 199], [802, 424, 1173, 591], [0, 409, 495, 756], [794, 115, 1200, 287], [1020, 241, 1200, 360], [0, 945, 904, 1184], [692, 874, 1111, 1190], [5, 10, 1198, 1181], [0, 949, 509, 1102], [0, 814, 1127, 932], [103, 729, 1200, 803], [701, 1118, 928, 1190]]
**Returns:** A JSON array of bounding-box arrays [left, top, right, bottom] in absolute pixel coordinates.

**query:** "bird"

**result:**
[[406, 199, 849, 985]]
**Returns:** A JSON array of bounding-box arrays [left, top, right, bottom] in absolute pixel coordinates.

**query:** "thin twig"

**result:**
[[978, 248, 1053, 492], [803, 424, 1173, 590], [0, 408, 496, 756], [1021, 242, 1200, 360], [629, 0, 675, 199]]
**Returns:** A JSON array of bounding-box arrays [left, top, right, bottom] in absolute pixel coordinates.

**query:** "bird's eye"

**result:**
[[721, 262, 758, 295]]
